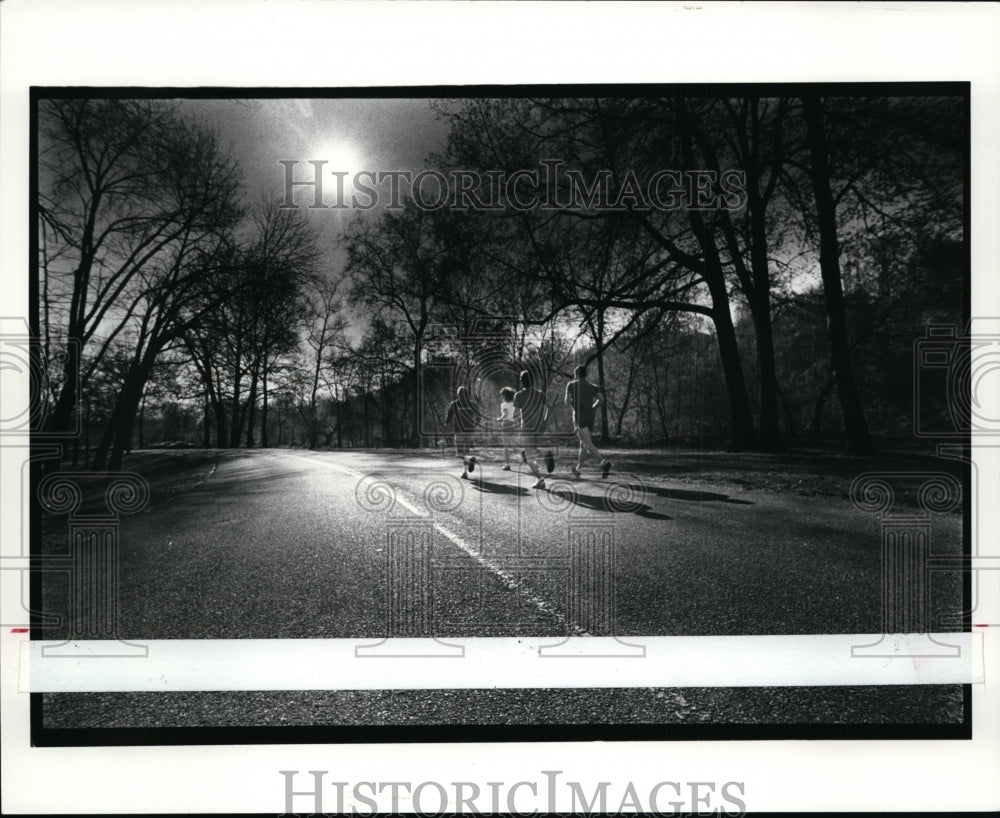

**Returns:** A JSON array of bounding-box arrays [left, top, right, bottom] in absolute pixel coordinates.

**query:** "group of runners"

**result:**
[[443, 365, 611, 489]]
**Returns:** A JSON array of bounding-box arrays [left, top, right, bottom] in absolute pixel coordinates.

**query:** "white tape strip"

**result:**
[[19, 632, 982, 692]]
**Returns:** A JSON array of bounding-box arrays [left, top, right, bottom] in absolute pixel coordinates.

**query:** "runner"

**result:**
[[444, 386, 479, 479], [565, 363, 611, 479], [496, 386, 516, 470], [513, 369, 554, 489]]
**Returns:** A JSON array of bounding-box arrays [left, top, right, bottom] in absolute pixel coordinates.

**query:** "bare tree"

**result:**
[[299, 277, 348, 449], [182, 203, 321, 450], [343, 202, 461, 444], [800, 96, 875, 455], [39, 99, 241, 445]]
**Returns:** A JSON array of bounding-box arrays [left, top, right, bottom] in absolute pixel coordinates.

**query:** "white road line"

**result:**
[[432, 520, 587, 636], [279, 452, 586, 635]]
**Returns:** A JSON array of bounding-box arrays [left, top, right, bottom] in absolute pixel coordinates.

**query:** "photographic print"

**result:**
[[3, 2, 998, 816], [27, 84, 973, 744]]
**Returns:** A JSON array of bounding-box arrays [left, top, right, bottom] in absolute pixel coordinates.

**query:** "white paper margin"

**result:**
[[2, 1, 999, 814]]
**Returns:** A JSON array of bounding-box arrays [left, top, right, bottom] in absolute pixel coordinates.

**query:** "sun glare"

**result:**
[[310, 139, 365, 201], [316, 140, 362, 175]]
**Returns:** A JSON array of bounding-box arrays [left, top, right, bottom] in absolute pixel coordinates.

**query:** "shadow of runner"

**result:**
[[546, 483, 673, 521], [635, 484, 754, 505], [469, 479, 530, 498]]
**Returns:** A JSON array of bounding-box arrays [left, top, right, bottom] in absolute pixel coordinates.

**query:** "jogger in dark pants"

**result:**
[[565, 364, 611, 479], [513, 370, 554, 488], [445, 386, 479, 478]]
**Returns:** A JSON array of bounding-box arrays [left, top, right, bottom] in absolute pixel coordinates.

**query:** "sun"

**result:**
[[311, 139, 365, 201], [315, 139, 362, 175]]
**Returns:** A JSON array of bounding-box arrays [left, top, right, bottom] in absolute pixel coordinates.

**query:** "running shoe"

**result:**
[[533, 477, 546, 489], [520, 449, 528, 464], [601, 460, 612, 479], [467, 456, 476, 474], [545, 450, 555, 473], [571, 465, 581, 479], [502, 464, 511, 471], [461, 471, 468, 479]]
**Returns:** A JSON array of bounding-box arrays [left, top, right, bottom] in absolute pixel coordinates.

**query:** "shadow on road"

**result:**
[[470, 479, 530, 498], [469, 478, 673, 520], [546, 485, 673, 521], [636, 484, 754, 505]]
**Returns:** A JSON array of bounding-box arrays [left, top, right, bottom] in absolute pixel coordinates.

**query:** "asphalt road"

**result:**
[[99, 448, 962, 639], [38, 448, 966, 728]]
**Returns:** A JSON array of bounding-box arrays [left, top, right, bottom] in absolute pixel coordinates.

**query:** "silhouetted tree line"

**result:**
[[38, 93, 966, 467]]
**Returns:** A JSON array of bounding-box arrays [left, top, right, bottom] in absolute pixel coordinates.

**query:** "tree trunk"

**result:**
[[747, 205, 782, 452], [748, 298, 781, 451], [413, 342, 422, 447], [47, 228, 99, 436], [679, 101, 757, 450], [83, 396, 91, 469], [644, 389, 654, 439], [109, 342, 167, 470], [41, 222, 52, 390], [108, 397, 140, 471], [96, 357, 153, 471], [382, 384, 393, 446], [363, 392, 372, 447], [710, 303, 757, 450], [775, 383, 800, 440], [695, 220, 758, 451], [190, 342, 225, 446], [137, 390, 146, 449], [46, 340, 81, 435], [809, 375, 836, 437], [652, 363, 670, 441], [802, 96, 874, 455], [109, 379, 147, 471], [614, 353, 639, 438], [336, 387, 344, 448], [214, 394, 227, 447], [93, 398, 124, 470], [71, 431, 81, 467], [261, 359, 270, 448], [228, 381, 242, 447], [245, 370, 259, 448], [595, 309, 610, 442], [228, 334, 243, 448], [308, 398, 318, 449], [707, 104, 783, 453], [203, 388, 211, 448]]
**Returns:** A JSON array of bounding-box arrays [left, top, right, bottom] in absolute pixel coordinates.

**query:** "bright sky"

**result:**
[[182, 97, 449, 198], [176, 97, 453, 339], [179, 97, 450, 273], [172, 96, 832, 343]]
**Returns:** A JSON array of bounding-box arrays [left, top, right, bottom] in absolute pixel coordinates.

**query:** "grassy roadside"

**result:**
[[40, 449, 221, 521], [44, 443, 966, 511], [409, 443, 967, 507]]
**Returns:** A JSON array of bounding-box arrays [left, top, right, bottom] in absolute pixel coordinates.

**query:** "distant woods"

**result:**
[[37, 94, 966, 467]]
